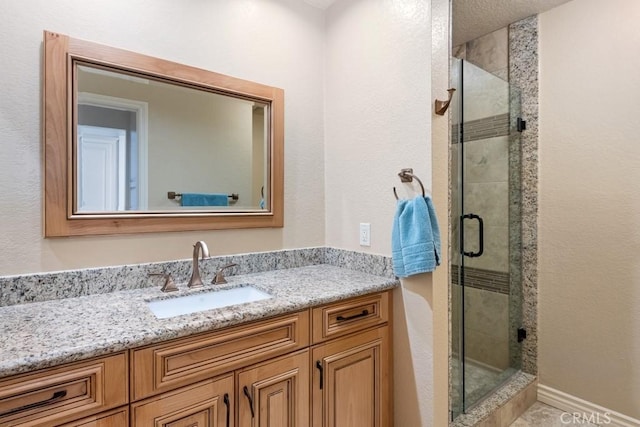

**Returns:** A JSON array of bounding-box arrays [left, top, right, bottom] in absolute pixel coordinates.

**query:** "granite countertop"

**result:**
[[0, 265, 398, 379]]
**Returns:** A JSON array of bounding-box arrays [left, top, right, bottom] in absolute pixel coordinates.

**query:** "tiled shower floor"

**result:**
[[451, 360, 517, 413]]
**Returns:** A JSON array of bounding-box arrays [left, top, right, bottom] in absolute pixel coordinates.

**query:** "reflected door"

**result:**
[[77, 125, 126, 211]]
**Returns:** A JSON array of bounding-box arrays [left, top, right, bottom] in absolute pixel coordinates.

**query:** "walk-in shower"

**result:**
[[450, 57, 524, 417]]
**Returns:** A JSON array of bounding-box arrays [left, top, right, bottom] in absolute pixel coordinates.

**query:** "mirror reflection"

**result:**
[[75, 64, 269, 213]]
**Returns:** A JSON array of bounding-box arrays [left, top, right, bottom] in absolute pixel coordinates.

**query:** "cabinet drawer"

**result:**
[[312, 291, 389, 343], [0, 353, 128, 427], [131, 310, 309, 400]]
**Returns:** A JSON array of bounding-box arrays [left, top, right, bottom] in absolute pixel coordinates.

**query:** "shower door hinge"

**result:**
[[516, 118, 527, 132], [517, 328, 527, 342]]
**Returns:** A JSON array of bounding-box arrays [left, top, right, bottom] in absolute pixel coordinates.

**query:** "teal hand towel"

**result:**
[[392, 195, 441, 278], [181, 193, 229, 207], [392, 205, 406, 277]]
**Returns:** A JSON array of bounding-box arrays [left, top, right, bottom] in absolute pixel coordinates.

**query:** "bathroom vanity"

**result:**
[[0, 265, 395, 426]]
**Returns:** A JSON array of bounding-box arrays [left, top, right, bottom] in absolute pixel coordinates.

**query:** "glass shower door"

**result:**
[[450, 58, 523, 416], [450, 58, 465, 418]]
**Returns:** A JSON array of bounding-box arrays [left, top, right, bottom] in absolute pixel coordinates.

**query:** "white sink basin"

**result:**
[[148, 285, 272, 319]]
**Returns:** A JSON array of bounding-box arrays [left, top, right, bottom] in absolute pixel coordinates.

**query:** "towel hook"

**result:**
[[435, 88, 456, 116], [393, 168, 426, 200]]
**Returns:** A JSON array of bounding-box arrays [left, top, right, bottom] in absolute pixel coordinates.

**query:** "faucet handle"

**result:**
[[212, 263, 238, 285], [149, 273, 179, 292]]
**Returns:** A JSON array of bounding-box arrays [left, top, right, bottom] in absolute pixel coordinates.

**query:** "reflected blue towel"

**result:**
[[392, 195, 441, 278], [181, 193, 229, 207]]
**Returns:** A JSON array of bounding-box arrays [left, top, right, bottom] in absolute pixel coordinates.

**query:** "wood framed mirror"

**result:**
[[43, 31, 284, 237]]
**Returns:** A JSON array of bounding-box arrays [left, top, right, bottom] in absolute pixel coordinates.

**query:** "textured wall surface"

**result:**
[[324, 0, 442, 425], [452, 0, 571, 46], [324, 0, 433, 254], [0, 0, 326, 274], [538, 0, 640, 419]]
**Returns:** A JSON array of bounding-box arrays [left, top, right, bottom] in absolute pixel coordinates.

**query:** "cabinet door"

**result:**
[[311, 327, 390, 427], [131, 374, 233, 427], [237, 350, 309, 427]]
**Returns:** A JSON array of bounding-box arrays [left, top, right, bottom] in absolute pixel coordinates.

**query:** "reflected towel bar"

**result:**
[[168, 192, 239, 201]]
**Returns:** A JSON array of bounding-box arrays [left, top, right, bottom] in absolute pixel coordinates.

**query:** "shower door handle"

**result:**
[[460, 213, 484, 258]]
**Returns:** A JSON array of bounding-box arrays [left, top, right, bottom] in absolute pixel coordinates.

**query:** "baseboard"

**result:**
[[538, 384, 640, 427]]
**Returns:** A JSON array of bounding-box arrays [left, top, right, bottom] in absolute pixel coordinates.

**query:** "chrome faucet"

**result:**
[[188, 241, 210, 288]]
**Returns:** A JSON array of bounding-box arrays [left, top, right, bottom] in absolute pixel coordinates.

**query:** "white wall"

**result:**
[[325, 0, 449, 424], [0, 0, 325, 274], [539, 0, 640, 418], [325, 0, 433, 254]]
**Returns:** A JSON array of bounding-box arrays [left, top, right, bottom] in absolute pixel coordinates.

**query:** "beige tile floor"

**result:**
[[511, 402, 600, 426]]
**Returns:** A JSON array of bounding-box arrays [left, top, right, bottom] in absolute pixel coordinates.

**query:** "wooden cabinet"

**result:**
[[0, 353, 128, 427], [130, 312, 310, 427], [0, 291, 391, 427], [132, 350, 309, 427], [310, 290, 391, 427], [311, 327, 390, 427], [130, 292, 391, 427], [131, 374, 234, 427], [311, 292, 389, 344], [237, 350, 309, 427], [131, 311, 309, 401]]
